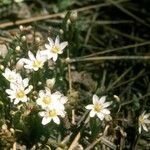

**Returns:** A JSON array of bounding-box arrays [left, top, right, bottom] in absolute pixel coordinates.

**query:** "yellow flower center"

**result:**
[[16, 90, 25, 98], [139, 116, 145, 124], [94, 103, 102, 112], [48, 110, 57, 117], [52, 46, 60, 53], [43, 96, 51, 105], [32, 60, 42, 68]]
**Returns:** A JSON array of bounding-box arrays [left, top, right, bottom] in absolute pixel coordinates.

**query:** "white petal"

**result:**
[[48, 38, 54, 47], [21, 96, 28, 102], [53, 116, 60, 124], [139, 125, 141, 134], [45, 44, 51, 50], [60, 42, 68, 51], [144, 119, 150, 124], [39, 111, 45, 117], [144, 113, 150, 119], [97, 113, 105, 120], [101, 109, 110, 115], [28, 51, 35, 61], [24, 65, 33, 70], [93, 94, 99, 105], [23, 78, 29, 88], [6, 89, 14, 95], [52, 54, 58, 61], [142, 124, 148, 132], [85, 104, 93, 110], [60, 96, 68, 104], [42, 117, 51, 125], [55, 36, 60, 46], [103, 102, 112, 108], [89, 110, 96, 117], [25, 87, 31, 94], [14, 99, 20, 105], [99, 96, 107, 104]]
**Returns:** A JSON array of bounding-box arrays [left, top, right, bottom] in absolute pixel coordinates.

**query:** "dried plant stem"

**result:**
[[68, 131, 81, 150], [82, 41, 150, 58], [0, 0, 128, 28], [66, 55, 150, 63]]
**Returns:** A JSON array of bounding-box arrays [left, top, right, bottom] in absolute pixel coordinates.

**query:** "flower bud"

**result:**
[[19, 25, 24, 31], [46, 78, 55, 89], [16, 59, 24, 70], [15, 46, 21, 52], [0, 65, 4, 70], [35, 37, 40, 43], [21, 36, 26, 41], [70, 11, 78, 22]]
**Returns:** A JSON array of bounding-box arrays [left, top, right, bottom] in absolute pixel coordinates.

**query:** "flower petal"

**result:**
[[99, 96, 107, 104], [103, 102, 112, 108], [55, 36, 60, 46], [93, 94, 99, 105], [42, 117, 51, 125], [101, 109, 110, 115], [142, 124, 148, 132], [53, 116, 60, 124], [97, 113, 105, 120], [28, 51, 35, 61], [60, 42, 68, 51], [85, 104, 93, 110], [89, 110, 96, 117]]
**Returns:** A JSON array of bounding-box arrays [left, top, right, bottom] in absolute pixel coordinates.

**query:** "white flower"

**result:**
[[36, 88, 67, 110], [2, 68, 21, 83], [85, 94, 112, 121], [138, 111, 150, 134], [41, 36, 68, 61], [22, 51, 46, 71], [6, 78, 32, 104], [39, 108, 65, 125]]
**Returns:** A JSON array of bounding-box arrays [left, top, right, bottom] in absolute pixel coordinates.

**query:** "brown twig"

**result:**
[[0, 0, 128, 28], [66, 55, 150, 63]]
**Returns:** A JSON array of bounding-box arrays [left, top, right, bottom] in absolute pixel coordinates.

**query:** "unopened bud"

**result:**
[[46, 78, 55, 89], [19, 25, 24, 31], [29, 85, 33, 90], [21, 36, 26, 41], [67, 19, 71, 25], [70, 11, 78, 22], [105, 114, 112, 122], [10, 128, 15, 134], [0, 65, 4, 70], [16, 59, 24, 70], [15, 46, 21, 52], [113, 95, 120, 102], [2, 124, 7, 130], [59, 29, 64, 34], [35, 37, 40, 43]]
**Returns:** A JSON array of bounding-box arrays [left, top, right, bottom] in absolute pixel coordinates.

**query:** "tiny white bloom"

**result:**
[[22, 51, 46, 71], [6, 78, 32, 104], [41, 36, 68, 61], [36, 88, 67, 110], [138, 111, 150, 134], [2, 68, 21, 83], [86, 94, 112, 121], [39, 108, 65, 125]]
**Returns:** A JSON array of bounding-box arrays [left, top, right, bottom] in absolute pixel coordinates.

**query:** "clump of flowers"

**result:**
[[2, 35, 68, 125], [85, 94, 112, 121], [138, 111, 150, 133], [37, 88, 67, 125]]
